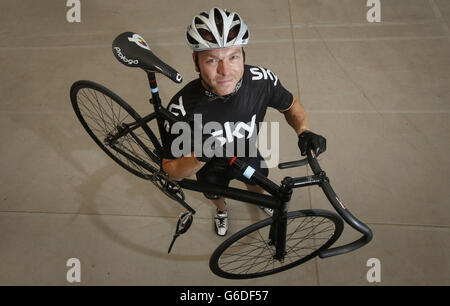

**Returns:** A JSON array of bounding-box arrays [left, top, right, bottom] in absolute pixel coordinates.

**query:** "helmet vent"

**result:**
[[228, 24, 240, 41], [186, 32, 199, 45]]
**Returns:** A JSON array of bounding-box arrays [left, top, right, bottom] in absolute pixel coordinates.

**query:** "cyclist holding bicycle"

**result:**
[[162, 7, 326, 236]]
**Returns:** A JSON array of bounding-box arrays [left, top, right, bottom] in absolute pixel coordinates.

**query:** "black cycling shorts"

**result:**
[[195, 152, 269, 200]]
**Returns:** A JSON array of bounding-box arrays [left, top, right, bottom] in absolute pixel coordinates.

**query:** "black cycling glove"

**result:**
[[298, 130, 327, 156]]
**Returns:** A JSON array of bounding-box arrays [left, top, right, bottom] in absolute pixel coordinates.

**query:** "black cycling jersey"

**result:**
[[162, 64, 294, 161]]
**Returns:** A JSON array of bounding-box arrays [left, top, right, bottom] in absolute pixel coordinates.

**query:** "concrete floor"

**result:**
[[0, 0, 449, 285]]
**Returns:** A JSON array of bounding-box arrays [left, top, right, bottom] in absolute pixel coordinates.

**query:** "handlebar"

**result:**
[[295, 147, 373, 258], [278, 158, 308, 169], [197, 128, 372, 258], [226, 147, 372, 258]]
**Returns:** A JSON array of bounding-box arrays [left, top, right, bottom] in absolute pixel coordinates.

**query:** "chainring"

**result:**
[[150, 171, 185, 202]]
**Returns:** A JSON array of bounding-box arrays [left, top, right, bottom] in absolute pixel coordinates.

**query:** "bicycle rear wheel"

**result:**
[[209, 209, 343, 279], [70, 80, 162, 179]]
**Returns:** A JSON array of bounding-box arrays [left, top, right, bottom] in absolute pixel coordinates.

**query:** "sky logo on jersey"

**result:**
[[250, 67, 279, 86], [164, 96, 186, 132], [209, 114, 256, 146]]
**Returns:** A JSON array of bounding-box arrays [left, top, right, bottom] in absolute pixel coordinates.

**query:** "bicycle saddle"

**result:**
[[112, 32, 183, 83]]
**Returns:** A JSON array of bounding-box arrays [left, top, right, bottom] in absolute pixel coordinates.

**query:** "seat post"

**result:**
[[147, 71, 162, 109], [146, 71, 167, 155]]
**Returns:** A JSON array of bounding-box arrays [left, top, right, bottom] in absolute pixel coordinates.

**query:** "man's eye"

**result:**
[[207, 59, 216, 63]]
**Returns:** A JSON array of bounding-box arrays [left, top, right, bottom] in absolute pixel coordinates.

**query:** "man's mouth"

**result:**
[[217, 79, 233, 84]]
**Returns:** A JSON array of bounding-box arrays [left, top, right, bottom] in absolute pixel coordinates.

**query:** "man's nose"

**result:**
[[217, 60, 229, 75]]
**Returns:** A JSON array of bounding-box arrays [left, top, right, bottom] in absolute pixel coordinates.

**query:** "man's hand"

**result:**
[[298, 130, 327, 156]]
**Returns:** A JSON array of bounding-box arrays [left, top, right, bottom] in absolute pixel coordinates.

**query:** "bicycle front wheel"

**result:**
[[70, 80, 162, 179], [209, 209, 344, 279]]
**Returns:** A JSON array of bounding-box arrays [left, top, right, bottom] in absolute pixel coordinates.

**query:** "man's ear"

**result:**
[[192, 53, 200, 72]]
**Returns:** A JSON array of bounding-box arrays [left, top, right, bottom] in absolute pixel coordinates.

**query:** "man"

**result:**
[[162, 8, 326, 236]]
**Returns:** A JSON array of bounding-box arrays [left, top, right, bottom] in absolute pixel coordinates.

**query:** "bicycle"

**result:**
[[70, 32, 373, 279]]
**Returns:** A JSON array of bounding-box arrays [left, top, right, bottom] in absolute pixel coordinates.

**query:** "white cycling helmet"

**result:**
[[186, 7, 249, 51]]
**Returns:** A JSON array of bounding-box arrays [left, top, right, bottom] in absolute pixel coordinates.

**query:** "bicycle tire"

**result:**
[[209, 209, 344, 279], [70, 80, 162, 179]]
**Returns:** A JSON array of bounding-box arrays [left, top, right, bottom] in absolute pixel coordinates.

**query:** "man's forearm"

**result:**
[[283, 96, 309, 135], [162, 155, 205, 181]]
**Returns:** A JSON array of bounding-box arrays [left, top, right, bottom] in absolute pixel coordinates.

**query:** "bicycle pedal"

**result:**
[[167, 212, 193, 254]]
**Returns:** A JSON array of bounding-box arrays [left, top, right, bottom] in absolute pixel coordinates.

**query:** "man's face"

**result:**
[[193, 46, 244, 96]]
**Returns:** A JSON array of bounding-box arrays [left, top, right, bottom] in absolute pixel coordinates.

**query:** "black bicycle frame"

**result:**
[[110, 71, 372, 259]]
